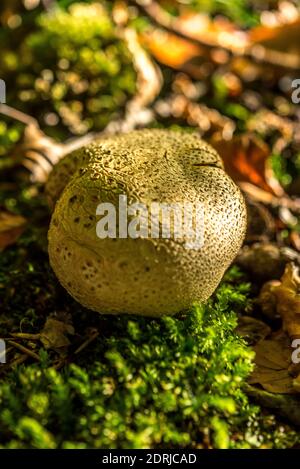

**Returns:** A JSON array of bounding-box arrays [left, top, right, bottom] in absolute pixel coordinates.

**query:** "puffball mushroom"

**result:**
[[47, 129, 247, 317]]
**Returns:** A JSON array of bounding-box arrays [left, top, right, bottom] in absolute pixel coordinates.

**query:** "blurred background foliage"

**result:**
[[0, 1, 136, 150], [0, 0, 299, 192]]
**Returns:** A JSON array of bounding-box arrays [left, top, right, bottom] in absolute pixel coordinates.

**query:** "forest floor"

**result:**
[[0, 0, 300, 448]]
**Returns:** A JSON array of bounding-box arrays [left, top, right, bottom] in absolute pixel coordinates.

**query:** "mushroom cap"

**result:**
[[47, 129, 247, 316]]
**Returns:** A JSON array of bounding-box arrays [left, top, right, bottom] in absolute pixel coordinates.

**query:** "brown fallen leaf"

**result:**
[[249, 18, 300, 69], [258, 263, 300, 330], [249, 331, 297, 394], [142, 29, 205, 74], [236, 316, 271, 345], [271, 263, 300, 339], [246, 383, 300, 426], [290, 231, 300, 252], [293, 373, 300, 392], [40, 316, 75, 352], [258, 279, 281, 320], [0, 211, 26, 251], [211, 133, 284, 196]]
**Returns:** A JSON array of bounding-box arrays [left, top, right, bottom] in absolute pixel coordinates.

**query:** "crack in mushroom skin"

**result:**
[[47, 129, 247, 317]]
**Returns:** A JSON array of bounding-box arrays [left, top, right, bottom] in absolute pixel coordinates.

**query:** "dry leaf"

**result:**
[[249, 19, 300, 69], [142, 29, 204, 72], [0, 211, 26, 251], [270, 264, 300, 339], [290, 231, 300, 252], [246, 383, 300, 426], [211, 133, 284, 195], [258, 279, 281, 320], [249, 331, 296, 394], [40, 317, 75, 352], [236, 316, 271, 345]]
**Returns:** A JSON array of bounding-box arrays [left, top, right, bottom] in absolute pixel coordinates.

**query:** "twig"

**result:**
[[10, 354, 29, 367], [240, 182, 300, 214], [122, 27, 162, 116], [52, 330, 100, 370], [7, 340, 40, 362], [0, 104, 38, 126], [74, 330, 99, 355], [0, 354, 28, 375], [10, 332, 40, 340], [62, 132, 98, 156]]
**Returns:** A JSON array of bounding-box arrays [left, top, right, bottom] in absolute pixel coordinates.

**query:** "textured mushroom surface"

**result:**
[[47, 129, 247, 316]]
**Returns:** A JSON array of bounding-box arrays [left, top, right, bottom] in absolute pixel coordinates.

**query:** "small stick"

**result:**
[[10, 332, 41, 340], [7, 340, 40, 361], [53, 330, 100, 370], [62, 132, 97, 156], [53, 357, 70, 371], [0, 354, 28, 374], [74, 330, 99, 355], [240, 182, 300, 214], [0, 103, 38, 126], [11, 354, 29, 367]]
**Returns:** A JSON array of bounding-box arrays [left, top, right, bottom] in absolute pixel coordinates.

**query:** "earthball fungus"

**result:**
[[47, 129, 247, 316]]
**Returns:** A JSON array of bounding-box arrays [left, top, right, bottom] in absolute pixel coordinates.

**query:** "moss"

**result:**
[[0, 288, 258, 448], [0, 280, 297, 448]]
